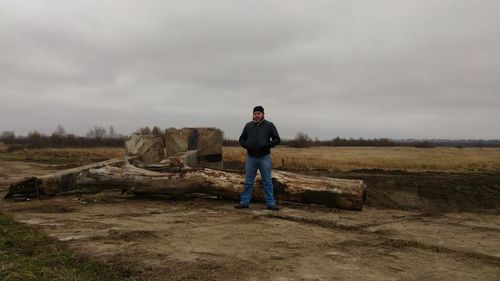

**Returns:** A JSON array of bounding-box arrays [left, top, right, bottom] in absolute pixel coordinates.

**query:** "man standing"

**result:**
[[235, 106, 281, 210]]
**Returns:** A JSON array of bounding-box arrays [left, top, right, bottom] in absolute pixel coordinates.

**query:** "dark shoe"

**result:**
[[266, 205, 279, 211], [234, 204, 249, 209]]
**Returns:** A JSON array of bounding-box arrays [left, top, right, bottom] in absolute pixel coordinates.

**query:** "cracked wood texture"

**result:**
[[81, 164, 365, 210], [6, 159, 365, 210]]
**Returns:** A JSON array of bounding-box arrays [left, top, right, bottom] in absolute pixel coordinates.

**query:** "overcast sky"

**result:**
[[0, 1, 499, 139]]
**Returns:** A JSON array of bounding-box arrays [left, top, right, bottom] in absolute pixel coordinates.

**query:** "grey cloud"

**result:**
[[1, 1, 499, 139]]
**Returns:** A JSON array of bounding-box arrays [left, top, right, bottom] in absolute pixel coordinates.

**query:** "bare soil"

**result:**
[[1, 160, 499, 281]]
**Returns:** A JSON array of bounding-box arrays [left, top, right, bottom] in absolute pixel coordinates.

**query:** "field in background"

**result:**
[[224, 146, 500, 173], [1, 143, 499, 173], [0, 144, 123, 166]]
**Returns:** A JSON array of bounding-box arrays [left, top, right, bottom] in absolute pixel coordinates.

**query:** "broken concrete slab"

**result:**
[[196, 128, 223, 169], [164, 128, 222, 169], [125, 135, 165, 164]]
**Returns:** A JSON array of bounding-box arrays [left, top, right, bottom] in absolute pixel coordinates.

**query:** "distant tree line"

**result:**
[[133, 126, 163, 136], [2, 127, 499, 150], [223, 131, 500, 148], [0, 125, 170, 151], [0, 125, 125, 150]]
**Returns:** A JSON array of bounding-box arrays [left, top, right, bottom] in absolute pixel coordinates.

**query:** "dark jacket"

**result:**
[[239, 119, 280, 157]]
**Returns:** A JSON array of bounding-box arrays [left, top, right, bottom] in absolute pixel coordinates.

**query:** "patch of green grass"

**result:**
[[0, 212, 137, 281]]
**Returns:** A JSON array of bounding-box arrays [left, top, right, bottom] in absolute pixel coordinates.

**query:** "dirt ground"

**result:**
[[1, 160, 499, 281]]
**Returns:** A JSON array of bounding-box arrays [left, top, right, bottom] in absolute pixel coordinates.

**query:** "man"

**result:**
[[235, 106, 281, 210]]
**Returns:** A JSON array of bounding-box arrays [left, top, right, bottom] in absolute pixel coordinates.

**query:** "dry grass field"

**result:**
[[0, 142, 499, 173], [1, 143, 499, 172], [1, 143, 500, 280], [224, 146, 500, 173], [0, 143, 7, 153], [0, 144, 123, 166]]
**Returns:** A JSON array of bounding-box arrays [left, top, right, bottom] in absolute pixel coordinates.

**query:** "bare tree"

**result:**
[[27, 131, 45, 148], [0, 131, 16, 143], [289, 131, 312, 148], [86, 126, 107, 139], [151, 126, 163, 136], [108, 125, 116, 138], [52, 124, 67, 137], [135, 126, 152, 135]]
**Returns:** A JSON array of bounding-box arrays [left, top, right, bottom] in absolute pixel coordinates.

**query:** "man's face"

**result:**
[[253, 111, 264, 122]]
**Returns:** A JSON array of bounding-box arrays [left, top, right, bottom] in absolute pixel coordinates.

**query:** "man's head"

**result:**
[[252, 106, 264, 123]]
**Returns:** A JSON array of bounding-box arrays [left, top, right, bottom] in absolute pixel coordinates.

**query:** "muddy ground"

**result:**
[[1, 160, 499, 281]]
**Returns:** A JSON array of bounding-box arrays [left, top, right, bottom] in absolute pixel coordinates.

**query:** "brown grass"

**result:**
[[0, 142, 7, 153], [0, 146, 124, 166], [223, 146, 500, 173], [1, 144, 499, 173]]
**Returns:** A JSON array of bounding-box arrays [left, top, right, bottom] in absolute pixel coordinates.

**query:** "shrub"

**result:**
[[289, 131, 312, 148]]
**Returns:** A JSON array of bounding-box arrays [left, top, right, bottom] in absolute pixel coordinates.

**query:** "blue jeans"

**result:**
[[240, 154, 276, 207]]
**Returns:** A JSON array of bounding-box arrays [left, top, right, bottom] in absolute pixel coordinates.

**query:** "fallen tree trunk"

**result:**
[[80, 164, 365, 210], [5, 158, 126, 198], [6, 158, 366, 210]]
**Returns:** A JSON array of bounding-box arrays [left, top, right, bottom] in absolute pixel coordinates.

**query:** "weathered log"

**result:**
[[6, 156, 366, 210], [5, 158, 126, 198], [80, 164, 365, 210]]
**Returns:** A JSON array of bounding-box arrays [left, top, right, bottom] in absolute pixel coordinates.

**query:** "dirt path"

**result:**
[[1, 161, 499, 281]]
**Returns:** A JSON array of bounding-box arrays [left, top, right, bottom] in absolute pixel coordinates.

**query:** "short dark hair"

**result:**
[[253, 106, 264, 113]]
